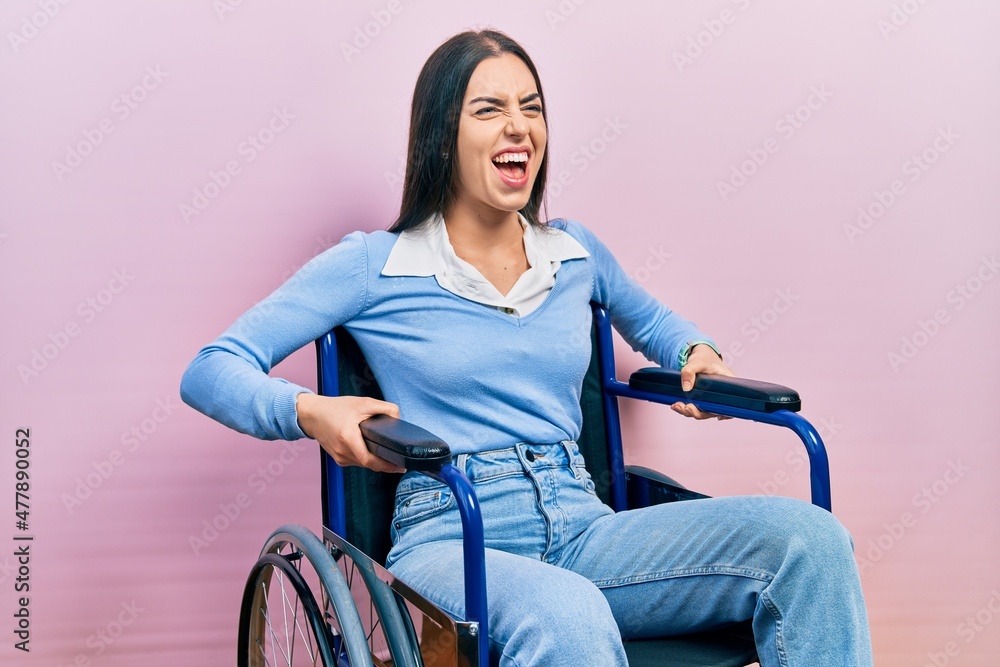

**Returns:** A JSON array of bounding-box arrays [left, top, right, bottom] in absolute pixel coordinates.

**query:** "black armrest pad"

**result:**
[[628, 368, 801, 413], [359, 415, 453, 471]]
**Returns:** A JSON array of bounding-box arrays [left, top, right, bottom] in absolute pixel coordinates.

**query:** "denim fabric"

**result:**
[[385, 442, 873, 667]]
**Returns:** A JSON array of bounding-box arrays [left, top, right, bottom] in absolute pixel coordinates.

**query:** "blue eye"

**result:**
[[475, 107, 499, 116]]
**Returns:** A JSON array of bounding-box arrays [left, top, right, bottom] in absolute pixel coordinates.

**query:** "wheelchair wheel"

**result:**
[[326, 532, 423, 667], [238, 525, 374, 667]]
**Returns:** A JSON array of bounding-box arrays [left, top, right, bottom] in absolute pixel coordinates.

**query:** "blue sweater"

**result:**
[[179, 219, 714, 454]]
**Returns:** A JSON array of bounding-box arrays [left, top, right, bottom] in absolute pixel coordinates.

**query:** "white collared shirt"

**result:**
[[381, 212, 591, 317]]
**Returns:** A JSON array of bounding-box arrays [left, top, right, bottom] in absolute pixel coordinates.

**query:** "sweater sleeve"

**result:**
[[559, 220, 716, 371], [179, 231, 370, 440]]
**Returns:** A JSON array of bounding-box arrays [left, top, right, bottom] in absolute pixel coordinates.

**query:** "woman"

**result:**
[[181, 29, 872, 666]]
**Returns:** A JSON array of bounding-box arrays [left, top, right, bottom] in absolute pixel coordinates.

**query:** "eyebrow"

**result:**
[[467, 93, 542, 106]]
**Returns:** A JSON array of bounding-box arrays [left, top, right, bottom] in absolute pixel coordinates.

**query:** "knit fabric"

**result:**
[[179, 219, 715, 454]]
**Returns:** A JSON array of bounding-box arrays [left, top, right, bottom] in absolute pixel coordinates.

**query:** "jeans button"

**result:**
[[525, 450, 535, 462]]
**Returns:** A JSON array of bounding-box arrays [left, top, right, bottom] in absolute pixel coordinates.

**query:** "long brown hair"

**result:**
[[388, 30, 549, 233]]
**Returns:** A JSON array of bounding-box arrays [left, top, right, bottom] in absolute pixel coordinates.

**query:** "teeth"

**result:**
[[492, 152, 528, 164]]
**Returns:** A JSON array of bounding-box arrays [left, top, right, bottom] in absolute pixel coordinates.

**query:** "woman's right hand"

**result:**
[[295, 393, 405, 473]]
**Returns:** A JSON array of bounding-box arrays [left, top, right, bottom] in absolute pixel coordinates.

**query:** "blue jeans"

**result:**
[[385, 441, 873, 666]]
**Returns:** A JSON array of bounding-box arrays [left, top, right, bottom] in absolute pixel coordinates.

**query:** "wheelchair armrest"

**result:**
[[625, 465, 710, 505], [628, 368, 801, 413], [624, 465, 691, 492], [359, 415, 453, 471], [359, 416, 489, 654]]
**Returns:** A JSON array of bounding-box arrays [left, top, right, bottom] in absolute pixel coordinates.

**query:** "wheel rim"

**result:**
[[241, 526, 420, 667], [242, 552, 338, 666], [324, 534, 445, 667], [261, 539, 375, 666], [240, 526, 377, 667]]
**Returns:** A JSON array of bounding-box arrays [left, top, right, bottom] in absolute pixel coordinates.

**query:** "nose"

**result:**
[[504, 108, 530, 137]]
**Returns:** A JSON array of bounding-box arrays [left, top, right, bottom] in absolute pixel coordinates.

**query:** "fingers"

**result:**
[[684, 343, 736, 379], [325, 429, 405, 474], [309, 396, 406, 473], [683, 357, 733, 380], [338, 419, 405, 474], [361, 396, 401, 419], [680, 365, 697, 392], [353, 399, 405, 471], [671, 402, 707, 419], [671, 402, 730, 421]]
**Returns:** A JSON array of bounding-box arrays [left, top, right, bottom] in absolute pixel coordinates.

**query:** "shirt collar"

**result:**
[[381, 211, 590, 277]]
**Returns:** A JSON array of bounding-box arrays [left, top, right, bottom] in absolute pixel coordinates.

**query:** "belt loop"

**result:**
[[560, 440, 581, 479], [455, 453, 469, 476]]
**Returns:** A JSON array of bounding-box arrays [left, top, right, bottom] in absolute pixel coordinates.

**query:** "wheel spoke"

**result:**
[[289, 588, 300, 665], [261, 577, 292, 665], [290, 580, 318, 664], [255, 636, 273, 666], [275, 569, 294, 664], [242, 532, 368, 667], [277, 569, 300, 664], [276, 545, 312, 665]]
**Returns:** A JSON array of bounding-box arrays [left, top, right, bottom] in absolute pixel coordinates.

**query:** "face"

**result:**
[[451, 52, 547, 219]]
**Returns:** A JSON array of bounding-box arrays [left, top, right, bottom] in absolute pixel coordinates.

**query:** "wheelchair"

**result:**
[[236, 303, 832, 667]]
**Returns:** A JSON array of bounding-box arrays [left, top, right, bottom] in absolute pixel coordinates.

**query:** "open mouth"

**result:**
[[491, 151, 529, 183]]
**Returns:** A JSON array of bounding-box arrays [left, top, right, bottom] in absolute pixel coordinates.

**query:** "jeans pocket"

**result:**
[[392, 487, 454, 530]]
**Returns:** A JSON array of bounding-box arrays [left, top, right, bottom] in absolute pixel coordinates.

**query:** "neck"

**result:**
[[443, 199, 523, 258]]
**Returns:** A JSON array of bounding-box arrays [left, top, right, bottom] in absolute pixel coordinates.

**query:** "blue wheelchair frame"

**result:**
[[316, 304, 832, 667]]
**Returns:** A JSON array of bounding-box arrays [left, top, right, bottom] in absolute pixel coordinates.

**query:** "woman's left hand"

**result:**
[[671, 344, 735, 421]]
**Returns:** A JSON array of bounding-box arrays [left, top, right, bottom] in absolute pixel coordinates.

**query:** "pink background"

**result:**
[[2, 1, 998, 665]]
